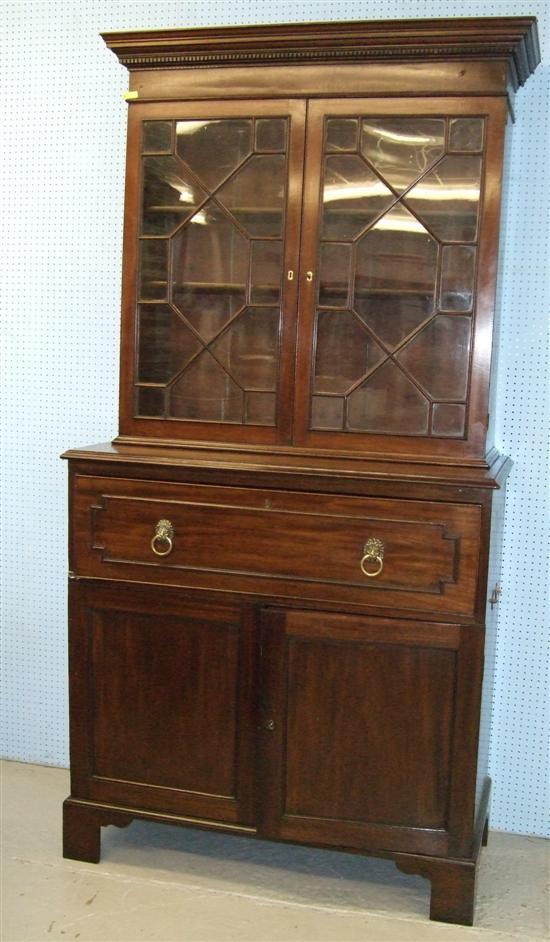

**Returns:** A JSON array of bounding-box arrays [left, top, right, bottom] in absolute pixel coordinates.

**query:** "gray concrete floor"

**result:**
[[1, 760, 548, 941]]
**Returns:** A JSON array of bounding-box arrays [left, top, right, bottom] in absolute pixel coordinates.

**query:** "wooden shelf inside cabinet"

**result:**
[[63, 15, 539, 930]]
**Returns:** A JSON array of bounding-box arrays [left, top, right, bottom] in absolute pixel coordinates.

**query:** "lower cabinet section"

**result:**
[[65, 578, 488, 926]]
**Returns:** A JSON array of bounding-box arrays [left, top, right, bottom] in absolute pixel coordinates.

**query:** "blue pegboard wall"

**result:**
[[1, 0, 548, 837]]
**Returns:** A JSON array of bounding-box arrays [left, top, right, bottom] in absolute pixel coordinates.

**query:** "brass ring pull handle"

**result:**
[[151, 519, 174, 557], [360, 538, 384, 578]]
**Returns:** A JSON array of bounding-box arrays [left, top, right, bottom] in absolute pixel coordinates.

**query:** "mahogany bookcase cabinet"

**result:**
[[62, 18, 540, 926]]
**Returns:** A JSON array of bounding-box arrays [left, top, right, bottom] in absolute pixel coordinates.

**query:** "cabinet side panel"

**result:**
[[486, 118, 513, 453], [476, 486, 506, 813]]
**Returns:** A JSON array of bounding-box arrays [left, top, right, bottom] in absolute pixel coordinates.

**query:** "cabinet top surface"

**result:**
[[102, 16, 540, 87]]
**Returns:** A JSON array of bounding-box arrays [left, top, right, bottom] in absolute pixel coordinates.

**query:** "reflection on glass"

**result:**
[[361, 118, 445, 193], [211, 307, 280, 391], [432, 403, 466, 437], [176, 119, 252, 191], [311, 396, 344, 430], [440, 245, 476, 311], [326, 119, 358, 152], [142, 156, 207, 235], [169, 351, 243, 422], [354, 203, 437, 348], [321, 155, 394, 240], [449, 118, 484, 152], [404, 155, 482, 242], [347, 361, 429, 434], [135, 115, 291, 428], [137, 305, 202, 383], [308, 113, 486, 439], [314, 310, 384, 394], [397, 315, 471, 400], [172, 202, 247, 342], [245, 392, 276, 425], [143, 121, 172, 154], [139, 240, 169, 300], [255, 119, 287, 152], [250, 241, 283, 304], [319, 243, 351, 307], [217, 155, 286, 237], [136, 386, 165, 417]]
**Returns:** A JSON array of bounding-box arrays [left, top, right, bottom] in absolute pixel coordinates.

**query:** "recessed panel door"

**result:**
[[258, 609, 483, 857], [69, 581, 257, 827]]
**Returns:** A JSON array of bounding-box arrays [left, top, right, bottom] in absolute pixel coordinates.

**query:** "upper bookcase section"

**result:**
[[102, 17, 540, 93]]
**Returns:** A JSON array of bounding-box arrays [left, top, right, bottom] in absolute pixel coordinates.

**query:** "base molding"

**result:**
[[62, 793, 490, 926]]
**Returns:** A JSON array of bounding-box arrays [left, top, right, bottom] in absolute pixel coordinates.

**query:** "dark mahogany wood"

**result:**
[[63, 799, 132, 863], [102, 18, 539, 91], [62, 18, 540, 928], [71, 474, 482, 617], [395, 853, 477, 926], [68, 580, 258, 824]]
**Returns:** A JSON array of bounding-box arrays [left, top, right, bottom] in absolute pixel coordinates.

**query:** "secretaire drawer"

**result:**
[[71, 475, 482, 616]]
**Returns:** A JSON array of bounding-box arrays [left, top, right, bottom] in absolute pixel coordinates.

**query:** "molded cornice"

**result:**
[[102, 17, 540, 90]]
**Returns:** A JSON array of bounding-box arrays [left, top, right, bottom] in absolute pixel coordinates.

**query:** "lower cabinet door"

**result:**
[[69, 581, 257, 826], [258, 608, 483, 857]]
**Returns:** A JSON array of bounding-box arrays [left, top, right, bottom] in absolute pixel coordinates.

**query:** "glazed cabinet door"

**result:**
[[68, 581, 257, 826], [258, 609, 483, 858], [293, 97, 507, 461], [120, 100, 306, 445]]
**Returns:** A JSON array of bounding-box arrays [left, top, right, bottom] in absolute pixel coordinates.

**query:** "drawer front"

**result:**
[[72, 476, 481, 616]]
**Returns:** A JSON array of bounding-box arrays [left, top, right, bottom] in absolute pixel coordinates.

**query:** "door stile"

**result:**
[[292, 103, 326, 446], [277, 100, 308, 443], [257, 609, 287, 838]]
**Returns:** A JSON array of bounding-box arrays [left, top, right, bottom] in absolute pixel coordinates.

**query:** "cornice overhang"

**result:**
[[102, 17, 540, 90]]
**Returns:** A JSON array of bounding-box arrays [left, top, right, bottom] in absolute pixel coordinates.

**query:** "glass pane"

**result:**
[[211, 307, 280, 391], [139, 240, 169, 300], [245, 392, 276, 425], [176, 119, 252, 191], [137, 305, 202, 383], [250, 241, 283, 304], [361, 119, 445, 193], [217, 155, 286, 237], [397, 315, 471, 400], [172, 202, 248, 342], [313, 311, 385, 394], [354, 204, 437, 348], [169, 351, 243, 422], [326, 119, 358, 152], [432, 403, 466, 437], [255, 119, 287, 152], [449, 118, 484, 152], [311, 396, 345, 430], [319, 243, 351, 307], [440, 245, 476, 312], [404, 155, 482, 242], [141, 156, 207, 235], [321, 155, 394, 240], [136, 386, 165, 417], [143, 121, 172, 154], [347, 361, 429, 434]]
